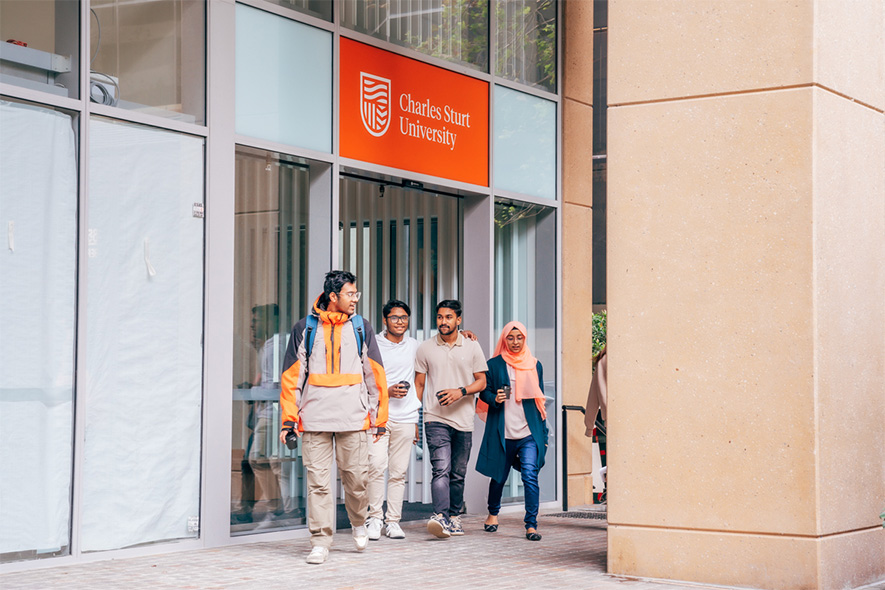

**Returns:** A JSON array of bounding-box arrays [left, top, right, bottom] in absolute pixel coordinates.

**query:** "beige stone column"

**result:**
[[605, 1, 885, 589], [562, 0, 597, 507]]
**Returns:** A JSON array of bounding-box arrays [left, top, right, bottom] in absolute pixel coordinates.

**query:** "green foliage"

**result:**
[[592, 310, 606, 359], [881, 508, 885, 528]]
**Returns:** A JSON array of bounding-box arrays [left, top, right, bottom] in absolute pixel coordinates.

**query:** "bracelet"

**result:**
[[460, 386, 467, 396]]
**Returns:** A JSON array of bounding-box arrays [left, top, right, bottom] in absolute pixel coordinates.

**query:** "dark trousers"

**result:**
[[487, 436, 540, 530], [424, 421, 473, 518]]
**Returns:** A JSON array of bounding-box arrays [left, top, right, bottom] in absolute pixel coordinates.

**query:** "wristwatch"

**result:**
[[459, 386, 467, 397]]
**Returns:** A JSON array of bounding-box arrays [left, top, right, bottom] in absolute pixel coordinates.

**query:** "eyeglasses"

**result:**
[[387, 315, 409, 323], [338, 291, 361, 300]]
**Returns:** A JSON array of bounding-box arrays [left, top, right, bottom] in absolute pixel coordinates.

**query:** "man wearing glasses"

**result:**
[[279, 270, 388, 565], [366, 299, 421, 540]]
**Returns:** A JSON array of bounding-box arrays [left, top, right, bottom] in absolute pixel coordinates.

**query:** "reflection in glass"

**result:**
[[231, 147, 314, 534], [0, 100, 77, 563], [89, 0, 205, 124], [0, 0, 80, 99], [495, 0, 556, 92], [82, 117, 204, 551], [236, 3, 332, 152], [265, 0, 332, 21], [340, 0, 489, 73], [493, 200, 556, 503], [494, 85, 556, 200]]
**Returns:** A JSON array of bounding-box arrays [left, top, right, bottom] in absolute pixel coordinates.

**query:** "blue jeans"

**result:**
[[424, 421, 473, 518], [487, 436, 540, 530]]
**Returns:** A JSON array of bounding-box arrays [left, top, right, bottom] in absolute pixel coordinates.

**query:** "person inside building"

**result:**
[[414, 299, 487, 538], [476, 321, 548, 541], [278, 270, 388, 565]]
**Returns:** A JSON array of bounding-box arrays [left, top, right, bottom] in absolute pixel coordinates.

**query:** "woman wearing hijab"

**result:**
[[476, 321, 548, 541]]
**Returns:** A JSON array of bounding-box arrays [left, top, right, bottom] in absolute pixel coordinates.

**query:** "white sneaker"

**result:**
[[306, 546, 328, 564], [352, 525, 369, 551], [366, 517, 383, 541], [385, 521, 405, 539]]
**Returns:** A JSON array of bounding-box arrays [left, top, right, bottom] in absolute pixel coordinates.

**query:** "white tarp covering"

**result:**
[[0, 101, 78, 555], [81, 118, 204, 551]]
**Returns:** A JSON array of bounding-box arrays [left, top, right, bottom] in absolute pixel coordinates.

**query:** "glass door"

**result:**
[[337, 175, 461, 526]]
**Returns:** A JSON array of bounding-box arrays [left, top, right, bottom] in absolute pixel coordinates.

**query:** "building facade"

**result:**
[[2, 1, 883, 589], [0, 0, 564, 571]]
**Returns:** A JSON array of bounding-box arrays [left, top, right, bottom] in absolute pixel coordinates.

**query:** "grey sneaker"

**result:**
[[427, 513, 451, 538], [306, 546, 328, 564], [449, 515, 464, 536], [353, 525, 369, 551], [366, 517, 383, 541], [385, 521, 405, 539]]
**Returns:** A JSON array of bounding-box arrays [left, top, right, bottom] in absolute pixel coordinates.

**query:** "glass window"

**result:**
[[231, 147, 322, 534], [81, 117, 204, 551], [0, 100, 77, 563], [495, 0, 556, 92], [0, 0, 80, 99], [340, 0, 489, 73], [265, 0, 332, 21], [493, 199, 556, 504], [236, 3, 332, 153], [494, 85, 556, 200], [89, 0, 205, 124]]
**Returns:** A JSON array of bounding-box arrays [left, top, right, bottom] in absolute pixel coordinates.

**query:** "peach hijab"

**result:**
[[477, 321, 547, 421]]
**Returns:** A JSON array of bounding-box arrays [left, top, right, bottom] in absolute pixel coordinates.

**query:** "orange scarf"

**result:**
[[313, 296, 350, 375], [477, 321, 547, 421]]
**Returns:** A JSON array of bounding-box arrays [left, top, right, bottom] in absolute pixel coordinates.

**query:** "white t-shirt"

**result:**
[[503, 364, 531, 440], [375, 331, 421, 424]]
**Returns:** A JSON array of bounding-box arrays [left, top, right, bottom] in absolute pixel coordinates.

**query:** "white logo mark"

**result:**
[[360, 72, 391, 137]]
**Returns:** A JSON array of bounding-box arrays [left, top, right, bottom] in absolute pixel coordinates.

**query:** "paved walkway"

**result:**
[[3, 511, 884, 590]]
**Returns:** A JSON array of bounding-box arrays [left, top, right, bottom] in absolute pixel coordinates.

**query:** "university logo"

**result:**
[[360, 72, 391, 137]]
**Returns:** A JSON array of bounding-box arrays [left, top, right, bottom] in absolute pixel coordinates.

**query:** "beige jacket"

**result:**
[[584, 351, 607, 436]]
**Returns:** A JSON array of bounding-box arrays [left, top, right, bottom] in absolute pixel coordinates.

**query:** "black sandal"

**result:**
[[525, 531, 542, 541], [483, 523, 498, 532]]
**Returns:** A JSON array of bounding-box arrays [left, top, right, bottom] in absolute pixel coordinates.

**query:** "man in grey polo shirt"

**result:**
[[415, 299, 487, 538]]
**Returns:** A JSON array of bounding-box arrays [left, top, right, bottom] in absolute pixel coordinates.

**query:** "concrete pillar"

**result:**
[[562, 0, 597, 507], [604, 1, 885, 588]]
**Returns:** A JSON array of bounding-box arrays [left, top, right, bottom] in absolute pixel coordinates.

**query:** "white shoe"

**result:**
[[306, 546, 328, 564], [385, 522, 405, 539], [366, 517, 383, 541], [352, 525, 369, 551]]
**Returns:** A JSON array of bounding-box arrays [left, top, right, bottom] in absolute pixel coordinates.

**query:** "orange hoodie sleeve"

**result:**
[[280, 318, 307, 432], [361, 320, 388, 430]]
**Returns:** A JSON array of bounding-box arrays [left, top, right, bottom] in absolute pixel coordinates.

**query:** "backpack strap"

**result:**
[[303, 315, 318, 383], [351, 313, 365, 353]]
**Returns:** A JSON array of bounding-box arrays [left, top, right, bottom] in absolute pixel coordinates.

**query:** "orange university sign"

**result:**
[[339, 38, 489, 187]]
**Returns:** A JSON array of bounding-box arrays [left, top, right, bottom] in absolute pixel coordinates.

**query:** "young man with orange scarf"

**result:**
[[475, 321, 549, 541], [278, 270, 388, 564]]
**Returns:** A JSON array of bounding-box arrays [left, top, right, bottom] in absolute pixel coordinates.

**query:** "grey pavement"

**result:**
[[3, 511, 884, 590]]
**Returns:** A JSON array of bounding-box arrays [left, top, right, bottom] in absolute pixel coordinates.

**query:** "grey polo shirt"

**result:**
[[415, 333, 488, 432]]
